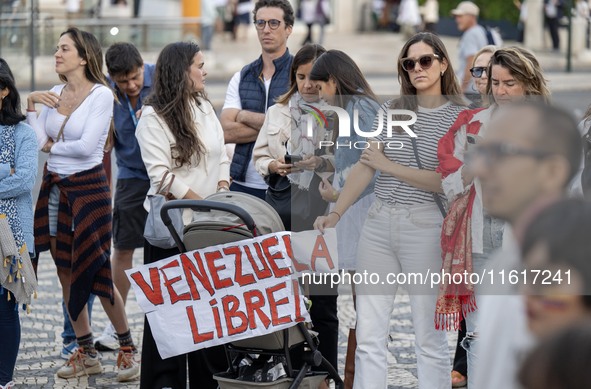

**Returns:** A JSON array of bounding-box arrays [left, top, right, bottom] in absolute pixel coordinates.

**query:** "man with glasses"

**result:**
[[466, 101, 582, 389], [221, 0, 294, 200]]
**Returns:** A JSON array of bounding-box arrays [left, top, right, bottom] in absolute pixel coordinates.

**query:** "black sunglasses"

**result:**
[[400, 54, 440, 72], [470, 66, 487, 78], [254, 19, 282, 30]]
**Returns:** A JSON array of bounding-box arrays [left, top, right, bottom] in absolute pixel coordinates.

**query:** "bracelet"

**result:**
[[26, 109, 36, 112], [328, 211, 341, 221]]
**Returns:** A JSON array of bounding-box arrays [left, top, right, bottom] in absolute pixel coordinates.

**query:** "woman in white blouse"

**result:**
[[135, 41, 230, 389], [26, 28, 139, 382]]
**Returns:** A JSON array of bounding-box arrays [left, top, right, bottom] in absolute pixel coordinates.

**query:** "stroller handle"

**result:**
[[160, 199, 258, 240]]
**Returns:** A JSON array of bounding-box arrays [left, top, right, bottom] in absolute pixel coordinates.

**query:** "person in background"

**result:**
[[135, 41, 230, 389], [0, 57, 38, 389], [513, 0, 528, 43], [91, 42, 156, 353], [544, 0, 563, 51], [397, 0, 422, 39], [300, 0, 330, 45], [452, 1, 501, 96], [467, 44, 496, 106], [201, 0, 217, 51], [214, 0, 229, 33], [221, 0, 294, 199], [26, 27, 139, 382], [315, 32, 466, 389], [235, 0, 253, 41], [420, 0, 439, 33], [469, 102, 582, 389]]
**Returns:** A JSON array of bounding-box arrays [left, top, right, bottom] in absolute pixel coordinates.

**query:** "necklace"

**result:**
[[58, 83, 92, 110]]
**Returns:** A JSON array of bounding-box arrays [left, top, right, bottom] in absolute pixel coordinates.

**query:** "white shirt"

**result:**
[[27, 84, 113, 175], [223, 71, 270, 190], [474, 232, 535, 389], [136, 101, 230, 222]]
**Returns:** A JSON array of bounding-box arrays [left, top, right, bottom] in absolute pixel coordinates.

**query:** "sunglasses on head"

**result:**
[[400, 54, 440, 72], [470, 66, 487, 78]]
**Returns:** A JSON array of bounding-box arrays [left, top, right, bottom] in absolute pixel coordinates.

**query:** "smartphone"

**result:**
[[284, 154, 303, 164]]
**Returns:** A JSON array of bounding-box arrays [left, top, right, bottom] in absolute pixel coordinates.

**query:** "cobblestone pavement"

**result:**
[[15, 248, 459, 388]]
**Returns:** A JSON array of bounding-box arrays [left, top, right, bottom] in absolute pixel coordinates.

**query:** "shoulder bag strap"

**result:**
[[55, 86, 99, 142], [411, 137, 447, 218], [156, 170, 176, 196]]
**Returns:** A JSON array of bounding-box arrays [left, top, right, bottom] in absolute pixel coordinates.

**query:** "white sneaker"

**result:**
[[94, 323, 119, 351], [0, 381, 15, 389], [56, 349, 103, 378], [116, 346, 140, 382]]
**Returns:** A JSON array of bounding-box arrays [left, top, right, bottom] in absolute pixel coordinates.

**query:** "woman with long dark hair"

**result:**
[[0, 58, 38, 389], [135, 41, 230, 389], [315, 32, 466, 389], [253, 43, 328, 231], [308, 49, 380, 387], [26, 28, 139, 381]]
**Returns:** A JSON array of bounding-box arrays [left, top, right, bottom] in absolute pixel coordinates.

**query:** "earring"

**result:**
[[441, 71, 444, 77]]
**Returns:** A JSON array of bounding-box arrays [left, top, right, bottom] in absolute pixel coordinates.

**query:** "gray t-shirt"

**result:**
[[456, 25, 489, 93]]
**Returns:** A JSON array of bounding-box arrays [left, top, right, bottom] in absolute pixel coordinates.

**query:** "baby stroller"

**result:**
[[161, 192, 344, 389]]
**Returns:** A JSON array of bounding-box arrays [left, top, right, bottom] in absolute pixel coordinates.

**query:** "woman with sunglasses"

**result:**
[[436, 46, 550, 389], [315, 32, 465, 389], [468, 45, 497, 107]]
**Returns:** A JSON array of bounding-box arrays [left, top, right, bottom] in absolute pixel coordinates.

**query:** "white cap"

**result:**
[[451, 1, 480, 16]]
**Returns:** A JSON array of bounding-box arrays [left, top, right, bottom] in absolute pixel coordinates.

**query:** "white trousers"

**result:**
[[353, 199, 451, 389]]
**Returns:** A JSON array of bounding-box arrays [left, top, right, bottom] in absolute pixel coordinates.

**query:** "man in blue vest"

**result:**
[[93, 42, 155, 351], [221, 0, 294, 199]]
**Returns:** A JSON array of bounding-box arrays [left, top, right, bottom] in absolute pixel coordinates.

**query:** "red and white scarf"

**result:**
[[435, 108, 486, 330]]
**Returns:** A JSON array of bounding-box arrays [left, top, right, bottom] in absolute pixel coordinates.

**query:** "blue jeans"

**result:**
[[0, 289, 19, 385], [62, 294, 96, 344]]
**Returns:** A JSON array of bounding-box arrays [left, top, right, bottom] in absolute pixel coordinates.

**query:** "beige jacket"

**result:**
[[253, 103, 291, 177], [136, 100, 230, 220]]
